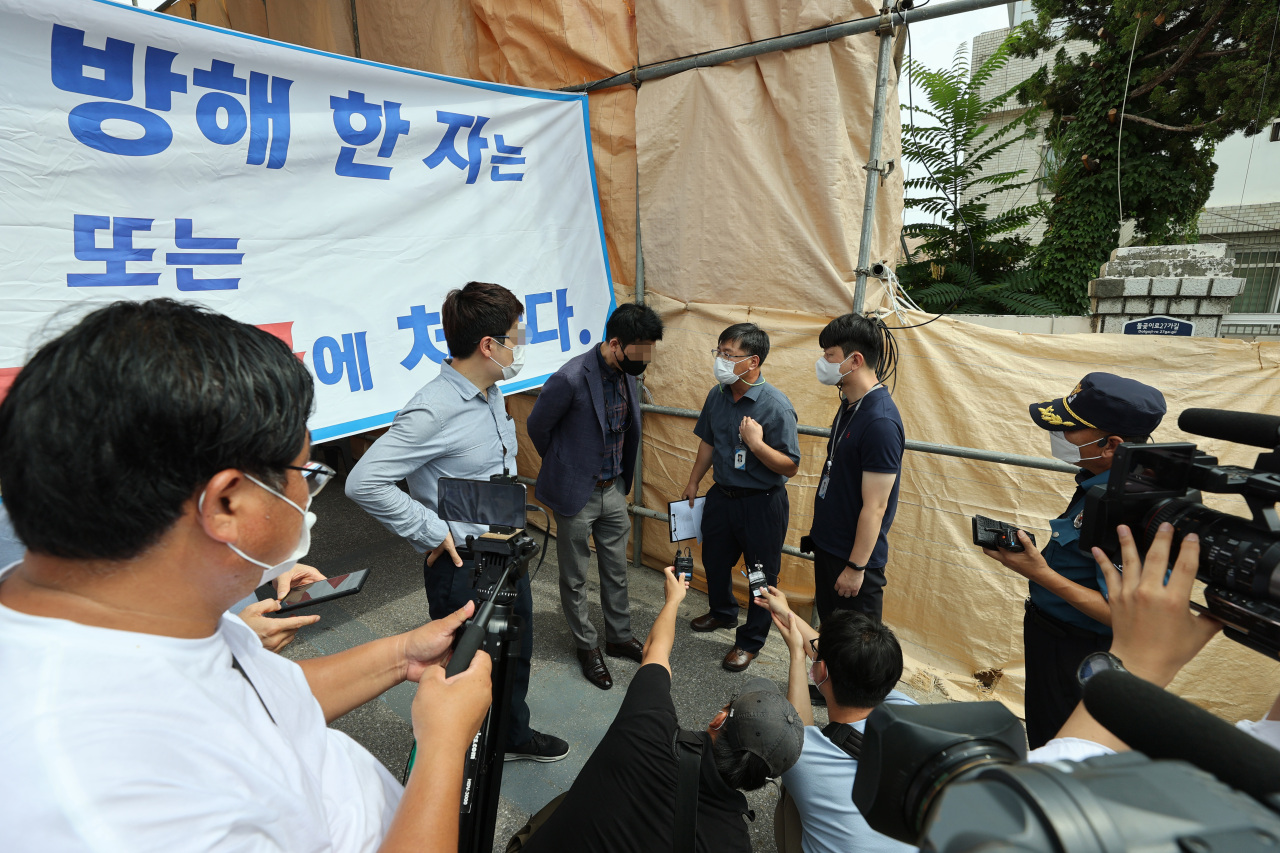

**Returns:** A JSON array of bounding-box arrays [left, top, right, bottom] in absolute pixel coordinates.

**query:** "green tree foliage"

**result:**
[[1014, 0, 1280, 311], [900, 41, 1062, 315]]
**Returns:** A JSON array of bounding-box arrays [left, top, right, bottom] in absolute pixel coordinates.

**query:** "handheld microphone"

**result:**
[[1083, 669, 1280, 802], [1178, 408, 1280, 450]]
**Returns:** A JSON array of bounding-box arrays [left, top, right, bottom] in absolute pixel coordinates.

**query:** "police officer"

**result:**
[[981, 373, 1166, 748]]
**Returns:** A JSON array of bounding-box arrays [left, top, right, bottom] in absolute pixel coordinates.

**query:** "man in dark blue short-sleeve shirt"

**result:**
[[809, 314, 904, 623], [681, 323, 801, 673]]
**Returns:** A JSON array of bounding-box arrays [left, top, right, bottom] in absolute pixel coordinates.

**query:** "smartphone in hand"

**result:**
[[262, 570, 370, 614]]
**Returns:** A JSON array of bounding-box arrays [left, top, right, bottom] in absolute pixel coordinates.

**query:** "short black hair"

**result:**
[[819, 313, 881, 367], [711, 733, 772, 791], [604, 303, 664, 348], [441, 281, 524, 359], [718, 322, 770, 366], [820, 612, 903, 709], [0, 299, 314, 560]]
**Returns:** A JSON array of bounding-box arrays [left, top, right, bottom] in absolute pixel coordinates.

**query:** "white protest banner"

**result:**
[[0, 0, 614, 441]]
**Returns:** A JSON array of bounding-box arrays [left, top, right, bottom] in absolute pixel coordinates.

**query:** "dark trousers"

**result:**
[[1022, 601, 1110, 749], [700, 484, 789, 653], [812, 546, 885, 623], [424, 552, 534, 749]]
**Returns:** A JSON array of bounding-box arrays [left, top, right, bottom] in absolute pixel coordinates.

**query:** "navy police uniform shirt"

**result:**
[[810, 386, 904, 567], [693, 379, 801, 490], [1034, 469, 1112, 635]]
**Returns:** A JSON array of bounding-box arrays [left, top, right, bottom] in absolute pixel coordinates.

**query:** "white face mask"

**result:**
[[814, 354, 854, 386], [1050, 431, 1107, 465], [201, 474, 315, 585], [810, 661, 828, 691], [713, 355, 748, 386], [490, 339, 525, 381]]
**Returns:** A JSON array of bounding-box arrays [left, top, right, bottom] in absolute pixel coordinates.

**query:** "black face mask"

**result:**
[[614, 344, 649, 376]]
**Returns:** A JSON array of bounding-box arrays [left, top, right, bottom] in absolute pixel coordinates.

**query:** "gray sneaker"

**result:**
[[504, 730, 570, 762]]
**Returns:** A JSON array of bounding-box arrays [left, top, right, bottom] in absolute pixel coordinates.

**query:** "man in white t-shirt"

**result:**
[[755, 589, 915, 853], [0, 298, 493, 853]]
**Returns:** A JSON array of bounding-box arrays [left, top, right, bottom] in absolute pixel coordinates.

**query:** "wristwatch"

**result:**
[[845, 560, 867, 572], [1076, 651, 1126, 687]]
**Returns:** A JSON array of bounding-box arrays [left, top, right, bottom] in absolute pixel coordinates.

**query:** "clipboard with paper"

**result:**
[[668, 496, 706, 543]]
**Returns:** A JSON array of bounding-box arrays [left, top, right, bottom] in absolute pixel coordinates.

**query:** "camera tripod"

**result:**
[[405, 531, 539, 853]]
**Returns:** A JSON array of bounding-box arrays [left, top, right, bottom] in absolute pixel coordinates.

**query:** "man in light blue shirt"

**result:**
[[756, 588, 917, 853], [346, 281, 567, 761]]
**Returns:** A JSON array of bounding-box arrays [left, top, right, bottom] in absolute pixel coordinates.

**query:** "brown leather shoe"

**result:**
[[605, 638, 645, 663], [577, 647, 613, 690], [690, 612, 739, 633], [722, 646, 756, 672]]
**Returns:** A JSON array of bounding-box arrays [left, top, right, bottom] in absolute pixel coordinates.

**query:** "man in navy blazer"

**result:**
[[527, 303, 664, 689]]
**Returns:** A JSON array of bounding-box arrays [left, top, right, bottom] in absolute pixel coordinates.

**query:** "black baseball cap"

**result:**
[[1029, 372, 1166, 436]]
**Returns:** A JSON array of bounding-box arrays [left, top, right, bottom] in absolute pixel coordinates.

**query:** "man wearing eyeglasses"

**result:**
[[527, 303, 664, 690], [0, 299, 493, 852], [681, 323, 801, 673], [347, 280, 568, 762]]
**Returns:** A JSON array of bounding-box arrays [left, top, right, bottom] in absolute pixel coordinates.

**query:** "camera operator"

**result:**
[[0, 299, 493, 852], [753, 588, 916, 853], [346, 281, 568, 762], [981, 373, 1166, 747], [513, 565, 805, 853]]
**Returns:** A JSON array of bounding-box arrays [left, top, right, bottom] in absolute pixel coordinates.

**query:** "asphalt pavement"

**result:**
[[281, 482, 930, 852]]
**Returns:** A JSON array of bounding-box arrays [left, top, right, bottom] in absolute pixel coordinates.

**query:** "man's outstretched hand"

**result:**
[[1093, 523, 1222, 688]]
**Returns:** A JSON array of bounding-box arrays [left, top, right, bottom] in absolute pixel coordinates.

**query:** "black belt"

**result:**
[[596, 477, 618, 490], [716, 483, 773, 499], [1024, 599, 1108, 642]]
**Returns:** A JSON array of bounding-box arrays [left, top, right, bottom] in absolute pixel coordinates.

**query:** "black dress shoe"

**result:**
[[690, 612, 739, 632], [576, 647, 613, 690], [605, 638, 645, 663]]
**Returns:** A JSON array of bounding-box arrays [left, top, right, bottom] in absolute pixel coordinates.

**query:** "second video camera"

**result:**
[[1077, 408, 1280, 659]]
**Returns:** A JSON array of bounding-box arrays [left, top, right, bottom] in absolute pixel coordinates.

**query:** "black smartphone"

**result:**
[[971, 515, 1035, 553], [270, 570, 370, 613], [437, 477, 526, 529]]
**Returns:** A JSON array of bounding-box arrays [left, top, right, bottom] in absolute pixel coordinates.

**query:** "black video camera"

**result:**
[[1077, 408, 1280, 659], [853, 694, 1280, 851]]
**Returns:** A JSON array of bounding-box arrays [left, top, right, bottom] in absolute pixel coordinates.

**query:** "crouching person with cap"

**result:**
[[980, 372, 1167, 748], [514, 565, 804, 853]]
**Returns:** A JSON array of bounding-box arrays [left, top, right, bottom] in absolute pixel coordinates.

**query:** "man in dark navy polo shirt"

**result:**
[[681, 323, 801, 672], [981, 372, 1166, 748], [808, 314, 904, 624]]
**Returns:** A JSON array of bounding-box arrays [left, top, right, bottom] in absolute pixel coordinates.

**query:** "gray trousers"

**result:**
[[553, 481, 633, 650]]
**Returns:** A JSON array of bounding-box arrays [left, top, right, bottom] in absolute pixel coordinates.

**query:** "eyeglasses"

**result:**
[[808, 638, 821, 661], [284, 460, 337, 498], [710, 348, 750, 361]]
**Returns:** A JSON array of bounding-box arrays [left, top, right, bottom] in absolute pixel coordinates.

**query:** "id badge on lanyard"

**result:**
[[818, 461, 831, 498], [734, 434, 747, 470]]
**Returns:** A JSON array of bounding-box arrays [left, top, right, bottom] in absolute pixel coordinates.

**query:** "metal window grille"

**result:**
[[1230, 249, 1280, 314]]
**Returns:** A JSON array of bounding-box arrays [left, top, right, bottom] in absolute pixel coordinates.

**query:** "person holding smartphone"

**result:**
[[346, 281, 568, 762], [0, 299, 492, 853]]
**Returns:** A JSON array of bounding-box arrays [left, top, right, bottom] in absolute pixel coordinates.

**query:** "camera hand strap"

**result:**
[[672, 729, 704, 853], [821, 722, 862, 759]]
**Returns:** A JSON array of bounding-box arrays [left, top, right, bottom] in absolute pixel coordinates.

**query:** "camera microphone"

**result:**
[[1178, 408, 1280, 450], [1083, 669, 1280, 803]]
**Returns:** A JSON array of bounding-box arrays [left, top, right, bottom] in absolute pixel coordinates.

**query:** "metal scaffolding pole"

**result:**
[[560, 0, 1009, 94], [852, 6, 896, 313], [631, 162, 647, 569]]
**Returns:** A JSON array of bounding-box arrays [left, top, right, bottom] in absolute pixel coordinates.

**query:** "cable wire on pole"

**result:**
[[1115, 16, 1142, 235]]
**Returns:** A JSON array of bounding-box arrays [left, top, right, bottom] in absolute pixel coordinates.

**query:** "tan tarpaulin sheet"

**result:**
[[614, 292, 1280, 722], [167, 1, 1280, 723]]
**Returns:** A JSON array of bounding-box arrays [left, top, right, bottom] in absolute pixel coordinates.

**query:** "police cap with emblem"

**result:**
[[1029, 372, 1166, 436]]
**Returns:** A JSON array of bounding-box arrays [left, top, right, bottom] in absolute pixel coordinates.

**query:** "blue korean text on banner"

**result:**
[[0, 0, 615, 440]]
